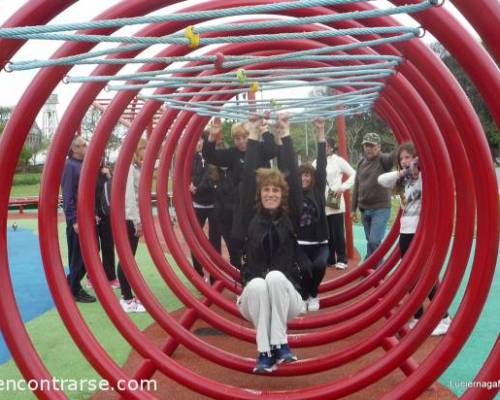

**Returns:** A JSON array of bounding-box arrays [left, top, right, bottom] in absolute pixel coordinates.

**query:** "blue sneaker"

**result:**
[[273, 344, 298, 364], [253, 352, 275, 373]]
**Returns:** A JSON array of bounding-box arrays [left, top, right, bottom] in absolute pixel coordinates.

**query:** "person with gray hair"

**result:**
[[351, 132, 394, 259], [61, 136, 96, 303]]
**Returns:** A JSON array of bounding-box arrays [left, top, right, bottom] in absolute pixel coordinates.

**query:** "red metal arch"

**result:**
[[0, 0, 498, 399]]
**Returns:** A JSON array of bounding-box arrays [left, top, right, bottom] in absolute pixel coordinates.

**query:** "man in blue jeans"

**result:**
[[351, 133, 394, 259]]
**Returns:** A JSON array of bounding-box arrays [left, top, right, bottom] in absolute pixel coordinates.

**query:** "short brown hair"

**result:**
[[255, 168, 289, 213], [231, 122, 249, 138], [298, 163, 316, 189]]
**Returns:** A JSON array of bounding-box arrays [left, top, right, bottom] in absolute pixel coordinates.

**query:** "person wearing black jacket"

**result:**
[[190, 136, 221, 279], [94, 163, 119, 289], [213, 165, 240, 267], [202, 119, 278, 269], [236, 113, 306, 374], [296, 118, 329, 312]]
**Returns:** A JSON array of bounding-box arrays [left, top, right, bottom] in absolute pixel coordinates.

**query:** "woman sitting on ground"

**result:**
[[235, 113, 306, 374]]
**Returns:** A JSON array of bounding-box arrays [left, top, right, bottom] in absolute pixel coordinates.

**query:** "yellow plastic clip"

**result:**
[[249, 82, 259, 93], [236, 68, 247, 84], [184, 25, 200, 49]]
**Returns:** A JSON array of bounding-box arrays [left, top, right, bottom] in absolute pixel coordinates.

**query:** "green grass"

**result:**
[[388, 197, 400, 227], [9, 171, 168, 198], [0, 218, 197, 400], [9, 184, 40, 197], [10, 172, 41, 197], [12, 172, 42, 186]]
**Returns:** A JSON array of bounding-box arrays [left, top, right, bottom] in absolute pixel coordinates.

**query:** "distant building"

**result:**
[[26, 121, 43, 151], [42, 94, 59, 138]]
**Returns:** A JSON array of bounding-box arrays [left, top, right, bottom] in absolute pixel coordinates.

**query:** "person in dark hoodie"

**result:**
[[61, 136, 96, 303], [203, 119, 278, 269], [236, 113, 306, 374], [190, 133, 221, 279], [93, 161, 119, 289], [296, 117, 329, 312]]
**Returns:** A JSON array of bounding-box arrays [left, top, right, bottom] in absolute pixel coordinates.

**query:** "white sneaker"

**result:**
[[431, 317, 451, 336], [307, 296, 320, 312], [335, 262, 348, 270], [120, 298, 146, 313], [408, 318, 419, 329]]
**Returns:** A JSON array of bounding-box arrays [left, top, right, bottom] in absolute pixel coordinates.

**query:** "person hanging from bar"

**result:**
[[235, 112, 307, 374], [203, 117, 278, 270], [296, 117, 330, 312]]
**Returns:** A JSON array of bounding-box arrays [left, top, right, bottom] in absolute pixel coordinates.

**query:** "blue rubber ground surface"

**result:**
[[0, 227, 61, 364]]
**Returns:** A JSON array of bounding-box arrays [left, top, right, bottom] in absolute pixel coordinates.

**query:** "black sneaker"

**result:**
[[253, 352, 276, 373], [74, 289, 96, 303], [273, 344, 298, 365]]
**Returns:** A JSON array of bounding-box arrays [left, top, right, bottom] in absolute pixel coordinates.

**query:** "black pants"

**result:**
[[191, 207, 221, 277], [299, 244, 330, 298], [96, 215, 116, 281], [219, 212, 242, 270], [66, 223, 87, 295], [117, 220, 139, 301], [399, 233, 448, 320], [327, 213, 347, 265]]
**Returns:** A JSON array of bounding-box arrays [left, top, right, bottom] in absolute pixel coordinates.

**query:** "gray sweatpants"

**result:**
[[237, 270, 306, 353]]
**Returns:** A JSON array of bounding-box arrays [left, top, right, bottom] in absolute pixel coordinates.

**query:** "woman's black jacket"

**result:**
[[298, 142, 329, 243], [238, 135, 304, 295]]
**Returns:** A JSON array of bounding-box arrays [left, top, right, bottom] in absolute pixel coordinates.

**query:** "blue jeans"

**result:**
[[361, 208, 390, 258]]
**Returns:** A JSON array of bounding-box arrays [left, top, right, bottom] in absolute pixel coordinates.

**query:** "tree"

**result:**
[[1, 106, 50, 170], [80, 105, 131, 163], [18, 145, 33, 170], [431, 42, 500, 158], [0, 106, 11, 135]]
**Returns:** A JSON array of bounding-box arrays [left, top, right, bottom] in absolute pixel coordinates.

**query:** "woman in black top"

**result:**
[[297, 118, 329, 312], [203, 120, 278, 269], [236, 113, 306, 374], [94, 161, 119, 288], [190, 134, 220, 280]]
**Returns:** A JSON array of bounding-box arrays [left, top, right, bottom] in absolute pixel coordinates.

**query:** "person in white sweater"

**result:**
[[116, 138, 147, 313], [315, 138, 355, 270], [378, 142, 451, 336]]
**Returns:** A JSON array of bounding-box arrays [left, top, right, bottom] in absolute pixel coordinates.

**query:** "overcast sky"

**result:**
[[0, 0, 479, 125]]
